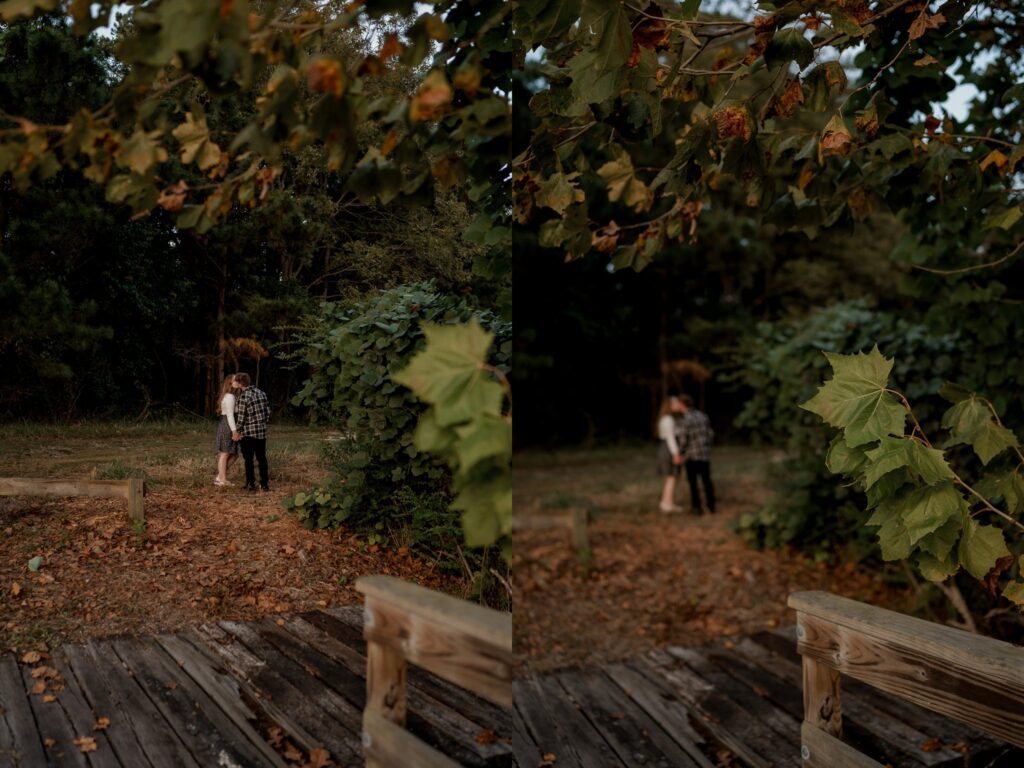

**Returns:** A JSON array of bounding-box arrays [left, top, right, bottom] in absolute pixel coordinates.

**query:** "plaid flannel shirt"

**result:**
[[677, 409, 714, 462], [235, 386, 270, 439]]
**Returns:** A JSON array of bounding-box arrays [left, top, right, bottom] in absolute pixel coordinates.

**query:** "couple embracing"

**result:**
[[214, 372, 271, 492], [656, 393, 715, 515]]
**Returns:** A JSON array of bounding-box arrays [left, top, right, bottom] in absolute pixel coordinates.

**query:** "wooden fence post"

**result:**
[[128, 478, 145, 524]]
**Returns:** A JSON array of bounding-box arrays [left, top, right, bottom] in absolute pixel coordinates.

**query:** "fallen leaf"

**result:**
[[921, 737, 943, 752], [43, 695, 57, 703], [21, 651, 42, 664], [31, 666, 59, 680], [308, 747, 332, 767], [73, 736, 98, 753], [31, 681, 46, 695], [43, 738, 56, 747], [11, 582, 21, 597], [541, 754, 557, 765], [165, 682, 178, 690], [476, 728, 497, 744], [93, 717, 111, 731], [283, 743, 303, 761]]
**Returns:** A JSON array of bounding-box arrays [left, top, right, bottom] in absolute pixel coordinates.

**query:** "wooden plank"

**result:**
[[707, 641, 941, 768], [47, 653, 124, 768], [108, 637, 279, 767], [363, 710, 460, 768], [367, 639, 407, 725], [743, 631, 998, 757], [302, 610, 512, 732], [509, 704, 545, 768], [793, 607, 1024, 748], [187, 626, 328, 756], [603, 663, 716, 768], [128, 478, 144, 523], [253, 617, 508, 766], [153, 635, 287, 768], [362, 593, 512, 708], [555, 667, 704, 768], [356, 575, 512, 658], [667, 646, 801, 742], [0, 478, 130, 499], [0, 654, 48, 766], [802, 720, 885, 768], [60, 646, 155, 768], [638, 651, 785, 768], [20, 662, 90, 768], [69, 642, 198, 768], [804, 655, 842, 737], [194, 623, 362, 766], [515, 674, 623, 766]]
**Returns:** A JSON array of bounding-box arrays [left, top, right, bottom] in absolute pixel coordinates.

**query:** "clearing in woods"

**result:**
[[0, 422, 460, 653], [513, 444, 916, 672]]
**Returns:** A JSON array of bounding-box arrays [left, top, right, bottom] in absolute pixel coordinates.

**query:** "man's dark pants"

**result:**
[[685, 459, 715, 514], [240, 436, 269, 490]]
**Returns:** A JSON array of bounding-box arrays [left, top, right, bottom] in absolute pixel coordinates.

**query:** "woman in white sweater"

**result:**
[[656, 395, 685, 513], [214, 375, 240, 486]]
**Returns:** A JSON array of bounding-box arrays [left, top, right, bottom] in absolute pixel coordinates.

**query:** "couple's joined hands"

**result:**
[[232, 431, 241, 442]]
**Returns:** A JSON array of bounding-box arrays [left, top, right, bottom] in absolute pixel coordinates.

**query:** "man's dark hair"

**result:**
[[235, 372, 251, 387], [680, 394, 694, 408]]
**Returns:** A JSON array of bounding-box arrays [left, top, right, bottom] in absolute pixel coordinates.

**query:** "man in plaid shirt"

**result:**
[[231, 373, 271, 492], [677, 394, 715, 515]]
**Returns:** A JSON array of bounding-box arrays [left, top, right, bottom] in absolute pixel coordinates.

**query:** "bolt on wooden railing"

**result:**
[[789, 591, 1024, 768], [355, 575, 513, 768]]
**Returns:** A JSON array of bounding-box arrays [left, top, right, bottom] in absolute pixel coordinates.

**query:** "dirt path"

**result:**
[[0, 424, 459, 653], [513, 445, 914, 672]]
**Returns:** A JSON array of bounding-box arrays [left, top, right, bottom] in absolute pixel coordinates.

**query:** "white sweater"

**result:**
[[221, 393, 237, 432], [658, 414, 679, 455]]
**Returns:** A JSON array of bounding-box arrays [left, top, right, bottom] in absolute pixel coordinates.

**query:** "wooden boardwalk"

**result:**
[[0, 607, 515, 767], [514, 627, 1024, 768]]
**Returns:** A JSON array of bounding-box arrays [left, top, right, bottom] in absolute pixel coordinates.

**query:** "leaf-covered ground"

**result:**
[[0, 423, 460, 654], [514, 445, 916, 672]]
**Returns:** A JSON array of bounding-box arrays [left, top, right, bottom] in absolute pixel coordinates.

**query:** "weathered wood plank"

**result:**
[[20, 661, 90, 768], [743, 631, 999, 758], [108, 637, 278, 767], [555, 667, 704, 768], [358, 578, 512, 708], [603, 663, 715, 768], [0, 478, 131, 499], [708, 641, 944, 767], [509, 703, 545, 768], [802, 720, 885, 768], [128, 478, 145, 523], [48, 654, 124, 768], [804, 655, 842, 737], [367, 638, 407, 725], [257, 617, 510, 766], [638, 651, 784, 768], [515, 673, 623, 766], [357, 576, 511, 651], [795, 609, 1024, 749], [194, 622, 362, 766], [153, 635, 288, 768], [0, 654, 50, 766], [363, 710, 460, 768], [302, 610, 512, 732], [68, 642, 195, 768], [667, 646, 801, 745]]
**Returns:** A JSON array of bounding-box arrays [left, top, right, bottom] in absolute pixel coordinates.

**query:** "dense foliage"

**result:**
[[285, 283, 511, 581], [801, 346, 1023, 607]]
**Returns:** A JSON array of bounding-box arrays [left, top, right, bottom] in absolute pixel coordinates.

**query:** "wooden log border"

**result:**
[[356, 575, 512, 768], [789, 590, 1024, 767], [0, 477, 145, 522]]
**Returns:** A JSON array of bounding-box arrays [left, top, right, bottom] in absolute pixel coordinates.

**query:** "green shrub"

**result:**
[[283, 282, 511, 579]]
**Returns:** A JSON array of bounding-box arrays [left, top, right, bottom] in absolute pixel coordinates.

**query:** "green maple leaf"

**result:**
[[862, 436, 954, 489], [900, 482, 967, 545], [825, 434, 867, 476], [452, 474, 511, 547], [959, 518, 1010, 580], [800, 346, 907, 447], [454, 414, 512, 474], [917, 513, 963, 560], [942, 397, 1018, 465], [1003, 580, 1024, 606], [412, 409, 457, 454], [917, 551, 959, 582], [392, 320, 504, 427]]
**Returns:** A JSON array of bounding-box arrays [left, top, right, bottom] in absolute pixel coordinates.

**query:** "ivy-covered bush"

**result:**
[[284, 282, 511, 574], [728, 300, 959, 559]]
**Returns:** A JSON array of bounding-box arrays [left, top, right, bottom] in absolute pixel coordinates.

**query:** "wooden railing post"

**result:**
[[128, 478, 145, 524]]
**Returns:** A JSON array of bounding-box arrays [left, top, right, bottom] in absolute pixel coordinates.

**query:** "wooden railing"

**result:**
[[355, 576, 513, 768], [0, 477, 145, 523], [789, 591, 1024, 767]]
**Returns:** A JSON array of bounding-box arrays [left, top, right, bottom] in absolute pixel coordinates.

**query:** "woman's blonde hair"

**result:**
[[220, 375, 236, 397]]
